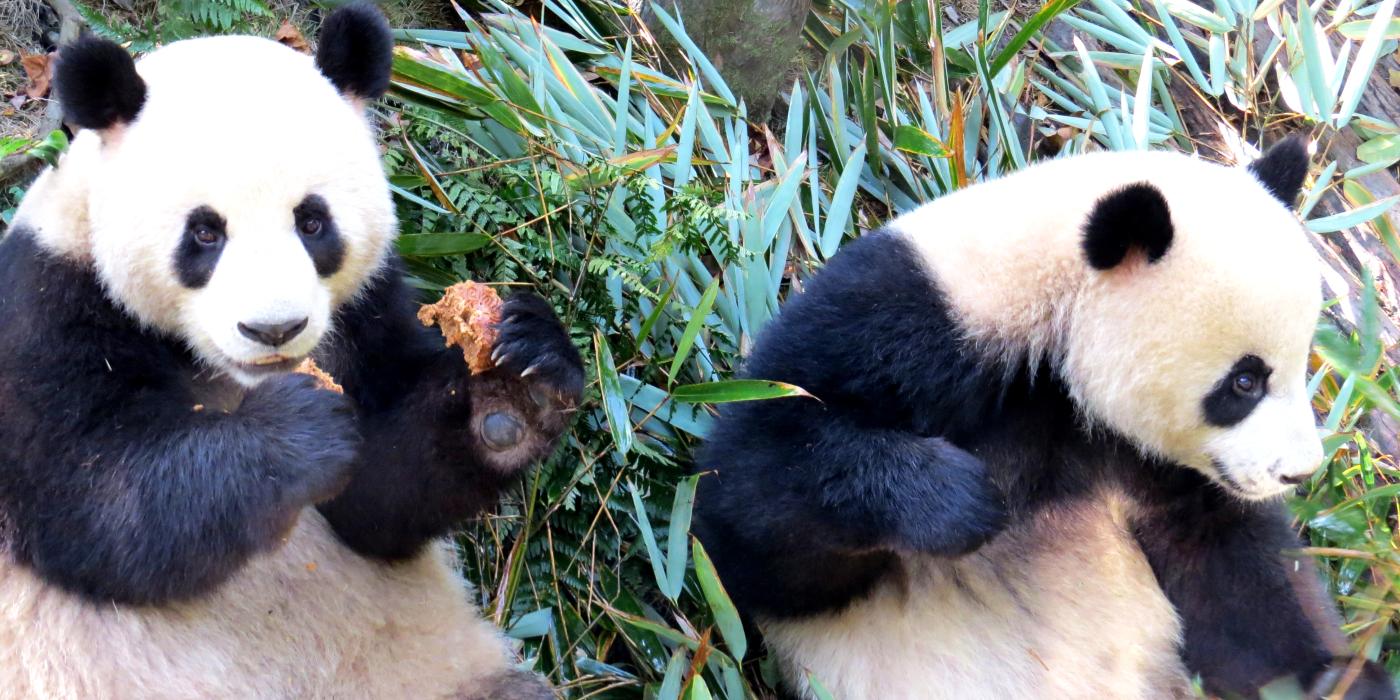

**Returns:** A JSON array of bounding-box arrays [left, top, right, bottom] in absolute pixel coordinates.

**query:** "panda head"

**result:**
[[1062, 138, 1323, 501], [49, 3, 394, 386]]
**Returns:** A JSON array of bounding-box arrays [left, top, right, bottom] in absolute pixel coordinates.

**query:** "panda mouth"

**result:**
[[233, 355, 304, 374]]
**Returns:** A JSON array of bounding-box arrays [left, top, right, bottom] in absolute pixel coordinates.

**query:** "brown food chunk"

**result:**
[[295, 358, 343, 394], [417, 281, 503, 374]]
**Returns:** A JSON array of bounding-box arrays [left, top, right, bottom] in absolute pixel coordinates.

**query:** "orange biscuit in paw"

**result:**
[[417, 281, 503, 375], [294, 358, 343, 394]]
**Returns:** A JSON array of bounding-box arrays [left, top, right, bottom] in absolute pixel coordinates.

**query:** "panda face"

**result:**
[[1061, 147, 1323, 500], [75, 36, 394, 386]]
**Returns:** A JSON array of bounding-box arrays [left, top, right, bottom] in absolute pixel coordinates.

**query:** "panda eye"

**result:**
[[192, 225, 221, 246], [1232, 372, 1261, 398], [298, 217, 323, 237]]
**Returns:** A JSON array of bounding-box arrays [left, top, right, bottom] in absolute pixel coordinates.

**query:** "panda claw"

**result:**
[[521, 363, 541, 378]]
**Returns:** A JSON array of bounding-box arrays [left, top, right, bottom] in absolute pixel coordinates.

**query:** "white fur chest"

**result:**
[[0, 512, 514, 699], [762, 493, 1190, 700]]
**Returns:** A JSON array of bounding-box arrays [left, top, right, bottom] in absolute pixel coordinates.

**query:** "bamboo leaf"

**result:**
[[668, 277, 721, 385], [663, 475, 699, 600], [396, 233, 492, 257], [596, 332, 635, 455], [821, 142, 868, 258], [1338, 18, 1400, 40], [1336, 0, 1399, 126], [894, 125, 952, 156], [628, 482, 669, 594], [1306, 195, 1400, 232], [1358, 135, 1400, 165], [692, 539, 747, 660], [990, 0, 1082, 76], [671, 379, 815, 403]]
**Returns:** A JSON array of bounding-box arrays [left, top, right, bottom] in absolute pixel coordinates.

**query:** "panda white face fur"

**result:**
[[894, 146, 1323, 500], [22, 35, 394, 386]]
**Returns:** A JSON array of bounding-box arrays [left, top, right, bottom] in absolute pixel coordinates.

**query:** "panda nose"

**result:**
[[238, 318, 308, 347]]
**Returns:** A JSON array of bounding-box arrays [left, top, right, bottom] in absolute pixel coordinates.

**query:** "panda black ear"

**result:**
[[55, 36, 147, 132], [1248, 134, 1311, 207], [315, 2, 393, 101], [1082, 182, 1174, 271]]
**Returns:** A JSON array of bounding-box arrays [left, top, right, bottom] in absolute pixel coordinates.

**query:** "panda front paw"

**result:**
[[489, 292, 584, 409], [240, 373, 359, 516], [464, 293, 582, 473], [892, 437, 1007, 557]]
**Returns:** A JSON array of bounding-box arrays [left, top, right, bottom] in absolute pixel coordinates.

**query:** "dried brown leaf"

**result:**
[[275, 20, 310, 54], [21, 52, 53, 99]]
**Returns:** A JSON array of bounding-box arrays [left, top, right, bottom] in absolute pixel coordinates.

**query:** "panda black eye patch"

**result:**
[[1202, 355, 1272, 427], [174, 206, 227, 289], [293, 194, 345, 277]]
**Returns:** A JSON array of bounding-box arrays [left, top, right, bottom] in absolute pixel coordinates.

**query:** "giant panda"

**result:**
[[693, 139, 1397, 699], [0, 5, 581, 698]]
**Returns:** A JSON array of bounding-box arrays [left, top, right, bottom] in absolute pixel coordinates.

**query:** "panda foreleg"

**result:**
[[17, 372, 359, 606], [695, 396, 1007, 617], [314, 266, 581, 561], [1130, 481, 1393, 699]]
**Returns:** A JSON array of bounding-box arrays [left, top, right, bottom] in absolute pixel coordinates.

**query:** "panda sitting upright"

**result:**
[[695, 140, 1396, 699], [0, 5, 578, 698]]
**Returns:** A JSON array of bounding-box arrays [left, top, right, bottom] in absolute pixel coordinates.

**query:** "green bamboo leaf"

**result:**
[[391, 49, 499, 105], [482, 13, 608, 55], [1207, 33, 1226, 98], [861, 57, 881, 175], [671, 379, 814, 403], [638, 279, 678, 348], [757, 158, 808, 253], [664, 475, 699, 600], [611, 608, 699, 649], [1296, 0, 1336, 118], [685, 679, 715, 700], [596, 332, 635, 455], [1306, 195, 1400, 232], [1336, 0, 1399, 126], [611, 38, 634, 157], [668, 277, 721, 385], [1359, 273, 1383, 372], [647, 2, 738, 107], [693, 539, 747, 660], [894, 125, 952, 157], [1162, 0, 1233, 32], [821, 142, 868, 258], [990, 0, 1081, 76], [673, 82, 702, 189], [1073, 36, 1124, 147], [629, 482, 670, 593], [1338, 18, 1400, 40], [504, 608, 554, 639], [466, 27, 543, 118], [395, 233, 492, 257], [389, 184, 451, 214], [658, 646, 689, 700], [1325, 374, 1356, 431], [1131, 47, 1154, 149]]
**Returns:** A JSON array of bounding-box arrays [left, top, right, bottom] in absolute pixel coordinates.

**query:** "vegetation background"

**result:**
[[3, 0, 1400, 696]]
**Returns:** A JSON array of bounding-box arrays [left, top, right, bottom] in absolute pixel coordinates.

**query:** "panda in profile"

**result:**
[[0, 5, 580, 698], [694, 140, 1397, 699]]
